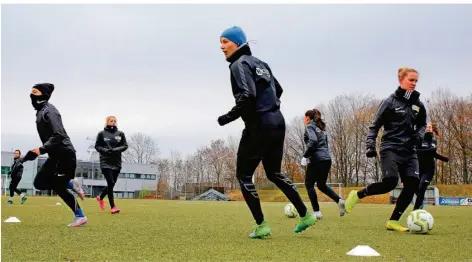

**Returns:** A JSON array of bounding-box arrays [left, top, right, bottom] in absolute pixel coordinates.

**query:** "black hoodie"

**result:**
[[366, 87, 427, 153], [95, 126, 128, 170]]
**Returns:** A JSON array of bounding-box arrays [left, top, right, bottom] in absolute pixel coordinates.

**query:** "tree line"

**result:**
[[123, 87, 471, 192]]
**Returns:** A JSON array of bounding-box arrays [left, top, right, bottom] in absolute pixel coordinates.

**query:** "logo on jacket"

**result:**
[[256, 68, 271, 78], [115, 136, 122, 142], [412, 105, 420, 118]]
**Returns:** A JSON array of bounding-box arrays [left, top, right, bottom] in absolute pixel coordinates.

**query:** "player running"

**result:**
[[217, 26, 317, 238], [301, 109, 345, 219], [29, 83, 87, 227], [414, 122, 449, 209], [345, 67, 427, 232], [6, 150, 27, 205], [95, 116, 128, 214]]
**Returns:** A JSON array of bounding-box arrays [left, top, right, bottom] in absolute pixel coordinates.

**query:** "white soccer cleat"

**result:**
[[338, 199, 346, 217], [314, 211, 323, 220]]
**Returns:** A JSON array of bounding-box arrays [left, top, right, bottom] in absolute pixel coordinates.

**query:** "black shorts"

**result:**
[[380, 150, 419, 180], [33, 151, 77, 190]]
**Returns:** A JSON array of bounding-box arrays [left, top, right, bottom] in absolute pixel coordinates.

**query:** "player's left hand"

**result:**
[[32, 148, 41, 155]]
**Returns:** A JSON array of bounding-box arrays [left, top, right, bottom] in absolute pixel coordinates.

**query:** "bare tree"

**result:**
[[223, 135, 240, 189], [123, 132, 160, 164]]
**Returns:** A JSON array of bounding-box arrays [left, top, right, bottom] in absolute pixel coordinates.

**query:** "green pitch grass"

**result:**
[[2, 197, 472, 261]]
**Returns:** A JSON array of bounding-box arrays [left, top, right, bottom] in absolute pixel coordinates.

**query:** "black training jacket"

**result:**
[[36, 102, 76, 158], [95, 126, 128, 170], [417, 133, 448, 174], [218, 44, 284, 129], [303, 120, 331, 161], [366, 87, 427, 153], [9, 157, 24, 178]]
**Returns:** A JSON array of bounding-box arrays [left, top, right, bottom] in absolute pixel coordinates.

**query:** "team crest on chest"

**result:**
[[412, 105, 420, 112], [115, 136, 122, 142]]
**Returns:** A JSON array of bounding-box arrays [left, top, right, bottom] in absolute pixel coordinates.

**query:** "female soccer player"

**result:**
[[217, 26, 317, 238], [414, 122, 449, 209], [345, 67, 427, 232], [95, 116, 128, 214], [29, 83, 87, 227], [301, 109, 345, 219], [6, 150, 27, 205]]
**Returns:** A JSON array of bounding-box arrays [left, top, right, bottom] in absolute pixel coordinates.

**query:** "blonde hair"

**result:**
[[398, 67, 419, 80], [105, 116, 117, 127]]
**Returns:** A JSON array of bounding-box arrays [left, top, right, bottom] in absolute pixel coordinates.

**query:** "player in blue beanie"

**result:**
[[218, 26, 317, 239]]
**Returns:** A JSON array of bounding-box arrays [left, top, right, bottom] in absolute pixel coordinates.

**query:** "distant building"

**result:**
[[1, 151, 158, 199]]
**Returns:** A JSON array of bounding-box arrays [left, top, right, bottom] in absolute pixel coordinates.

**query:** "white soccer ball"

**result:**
[[284, 203, 298, 218], [407, 209, 434, 234]]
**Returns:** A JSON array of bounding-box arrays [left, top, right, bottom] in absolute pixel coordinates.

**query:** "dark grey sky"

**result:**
[[2, 4, 471, 160]]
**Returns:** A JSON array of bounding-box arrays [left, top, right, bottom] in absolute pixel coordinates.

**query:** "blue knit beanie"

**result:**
[[220, 26, 247, 47]]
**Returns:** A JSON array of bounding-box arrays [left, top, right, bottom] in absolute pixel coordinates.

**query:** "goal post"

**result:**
[[1, 174, 8, 196]]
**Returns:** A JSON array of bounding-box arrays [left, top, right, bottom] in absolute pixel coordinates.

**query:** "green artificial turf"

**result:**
[[2, 196, 472, 261]]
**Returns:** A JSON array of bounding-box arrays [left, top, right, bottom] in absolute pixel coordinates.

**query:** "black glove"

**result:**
[[444, 157, 449, 163], [23, 151, 39, 162], [366, 148, 377, 158], [217, 115, 228, 126]]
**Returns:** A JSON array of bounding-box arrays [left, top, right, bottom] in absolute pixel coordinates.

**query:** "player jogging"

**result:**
[[6, 150, 27, 205], [29, 83, 87, 227], [414, 122, 449, 209], [345, 67, 427, 232], [95, 116, 128, 214], [217, 26, 317, 238], [301, 109, 345, 219]]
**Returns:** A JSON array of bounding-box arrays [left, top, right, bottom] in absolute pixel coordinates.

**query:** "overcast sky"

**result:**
[[1, 4, 471, 160]]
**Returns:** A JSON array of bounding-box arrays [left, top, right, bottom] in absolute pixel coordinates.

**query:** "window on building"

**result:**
[[135, 174, 141, 179], [95, 169, 103, 180], [151, 175, 156, 180], [128, 174, 135, 179], [119, 173, 125, 178]]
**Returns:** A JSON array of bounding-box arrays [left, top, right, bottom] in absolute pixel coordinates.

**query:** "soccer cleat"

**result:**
[[249, 220, 271, 239], [111, 206, 120, 214], [294, 212, 317, 233], [314, 211, 323, 220], [68, 216, 88, 228], [338, 199, 346, 216], [345, 190, 359, 213], [71, 180, 85, 200], [385, 220, 409, 232], [96, 196, 105, 211], [21, 196, 27, 204], [6, 200, 13, 205]]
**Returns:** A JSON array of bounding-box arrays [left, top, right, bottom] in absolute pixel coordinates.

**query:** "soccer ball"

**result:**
[[284, 203, 298, 218], [407, 209, 434, 234]]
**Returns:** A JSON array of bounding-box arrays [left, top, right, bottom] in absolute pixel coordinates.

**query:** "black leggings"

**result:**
[[305, 160, 340, 212], [99, 168, 120, 208], [414, 173, 433, 210], [237, 123, 308, 225], [9, 176, 22, 197]]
